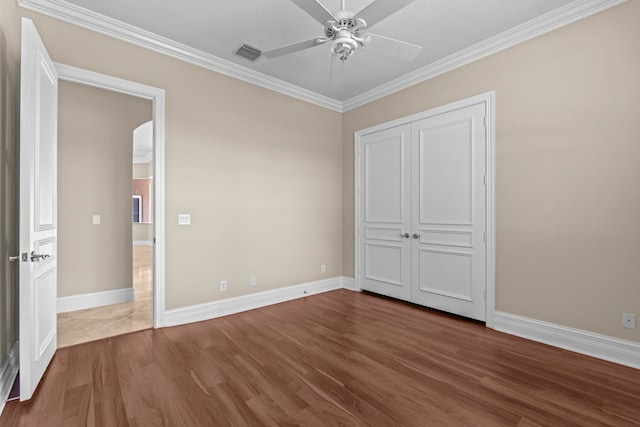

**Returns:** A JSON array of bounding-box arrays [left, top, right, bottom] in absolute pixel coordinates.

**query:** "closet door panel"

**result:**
[[411, 103, 487, 321], [418, 248, 473, 301], [359, 124, 412, 302], [419, 119, 473, 225]]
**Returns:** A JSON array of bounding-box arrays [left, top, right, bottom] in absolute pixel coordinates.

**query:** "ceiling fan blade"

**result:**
[[354, 0, 418, 28], [290, 0, 336, 25], [262, 38, 326, 59], [367, 33, 422, 62]]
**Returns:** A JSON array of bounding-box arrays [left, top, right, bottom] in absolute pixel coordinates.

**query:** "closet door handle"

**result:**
[[400, 233, 410, 238], [413, 233, 420, 239]]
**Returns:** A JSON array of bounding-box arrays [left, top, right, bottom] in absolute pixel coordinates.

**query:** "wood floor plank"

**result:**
[[3, 289, 640, 426]]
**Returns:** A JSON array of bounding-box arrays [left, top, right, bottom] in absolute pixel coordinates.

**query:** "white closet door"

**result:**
[[411, 103, 487, 321], [359, 124, 412, 301]]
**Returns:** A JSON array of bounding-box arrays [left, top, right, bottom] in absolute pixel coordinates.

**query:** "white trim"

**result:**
[[342, 276, 357, 291], [341, 0, 626, 111], [18, 0, 342, 112], [0, 342, 19, 416], [55, 63, 166, 328], [57, 287, 134, 313], [165, 277, 343, 327], [485, 93, 497, 329], [495, 312, 640, 370], [133, 240, 153, 247], [353, 91, 496, 325], [19, 0, 624, 113]]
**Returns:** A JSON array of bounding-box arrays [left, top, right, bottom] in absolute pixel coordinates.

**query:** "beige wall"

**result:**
[[343, 1, 640, 342], [133, 161, 152, 179], [133, 162, 153, 242], [0, 0, 21, 370], [58, 81, 151, 297], [133, 224, 152, 243], [10, 2, 343, 310]]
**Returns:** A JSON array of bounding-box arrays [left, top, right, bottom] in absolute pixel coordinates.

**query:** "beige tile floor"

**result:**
[[57, 246, 153, 348]]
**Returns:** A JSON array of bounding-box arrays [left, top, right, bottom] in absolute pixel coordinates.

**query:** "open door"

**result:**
[[19, 17, 58, 401]]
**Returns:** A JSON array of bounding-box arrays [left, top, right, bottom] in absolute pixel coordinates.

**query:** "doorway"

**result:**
[[54, 65, 166, 346]]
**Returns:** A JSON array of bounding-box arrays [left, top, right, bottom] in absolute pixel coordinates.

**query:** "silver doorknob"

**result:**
[[9, 255, 19, 262], [30, 251, 51, 262], [413, 233, 420, 239], [399, 233, 410, 238]]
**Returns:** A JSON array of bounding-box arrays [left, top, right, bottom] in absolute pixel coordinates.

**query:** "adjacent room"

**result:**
[[55, 81, 153, 348], [0, 0, 638, 425]]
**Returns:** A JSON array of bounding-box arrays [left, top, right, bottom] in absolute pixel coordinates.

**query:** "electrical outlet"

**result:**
[[178, 214, 191, 225], [250, 276, 257, 286], [220, 280, 227, 291], [623, 313, 636, 329], [321, 264, 326, 273]]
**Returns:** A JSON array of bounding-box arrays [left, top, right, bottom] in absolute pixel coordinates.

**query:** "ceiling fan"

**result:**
[[262, 0, 422, 63]]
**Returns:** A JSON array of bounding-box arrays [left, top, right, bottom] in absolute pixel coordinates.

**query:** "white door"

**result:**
[[359, 124, 412, 301], [411, 104, 487, 321], [19, 18, 58, 401], [357, 102, 488, 321]]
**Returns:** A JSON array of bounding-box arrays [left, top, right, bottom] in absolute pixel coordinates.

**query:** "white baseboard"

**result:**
[[133, 240, 153, 247], [0, 342, 19, 416], [57, 287, 134, 313], [342, 276, 357, 291], [165, 277, 344, 327], [494, 311, 640, 370]]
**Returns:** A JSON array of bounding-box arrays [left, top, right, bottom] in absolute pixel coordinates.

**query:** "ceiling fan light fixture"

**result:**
[[331, 32, 358, 61]]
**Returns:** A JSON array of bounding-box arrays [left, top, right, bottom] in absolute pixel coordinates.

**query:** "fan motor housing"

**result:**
[[324, 18, 361, 38]]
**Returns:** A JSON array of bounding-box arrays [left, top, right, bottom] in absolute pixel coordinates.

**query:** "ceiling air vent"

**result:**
[[234, 44, 262, 61]]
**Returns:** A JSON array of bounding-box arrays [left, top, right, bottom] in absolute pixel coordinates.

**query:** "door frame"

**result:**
[[354, 91, 496, 328], [55, 63, 166, 328]]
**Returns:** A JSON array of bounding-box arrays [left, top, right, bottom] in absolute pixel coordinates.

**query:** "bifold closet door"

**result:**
[[411, 103, 487, 321], [359, 124, 412, 302]]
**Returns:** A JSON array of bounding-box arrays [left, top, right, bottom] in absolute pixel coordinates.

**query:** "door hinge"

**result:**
[[483, 289, 487, 301], [153, 237, 156, 244], [483, 174, 487, 185], [483, 232, 487, 243], [483, 116, 487, 127]]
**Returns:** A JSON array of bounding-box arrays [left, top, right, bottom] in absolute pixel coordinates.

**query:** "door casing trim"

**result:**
[[354, 91, 496, 328], [55, 63, 166, 328]]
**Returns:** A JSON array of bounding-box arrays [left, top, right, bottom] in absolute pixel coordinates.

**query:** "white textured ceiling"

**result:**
[[61, 0, 577, 101]]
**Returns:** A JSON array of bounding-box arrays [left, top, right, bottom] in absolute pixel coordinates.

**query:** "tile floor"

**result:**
[[57, 245, 153, 347]]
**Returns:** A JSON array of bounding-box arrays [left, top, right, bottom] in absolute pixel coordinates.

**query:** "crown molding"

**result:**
[[19, 0, 625, 113], [341, 0, 626, 111], [18, 0, 343, 112]]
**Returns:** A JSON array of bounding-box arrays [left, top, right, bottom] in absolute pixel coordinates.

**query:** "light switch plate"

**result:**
[[178, 214, 191, 225], [92, 215, 100, 225]]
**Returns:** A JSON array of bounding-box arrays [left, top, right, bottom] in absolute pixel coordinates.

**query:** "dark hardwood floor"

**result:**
[[3, 289, 639, 426]]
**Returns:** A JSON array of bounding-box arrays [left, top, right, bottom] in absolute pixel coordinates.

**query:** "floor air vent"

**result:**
[[234, 44, 262, 61]]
